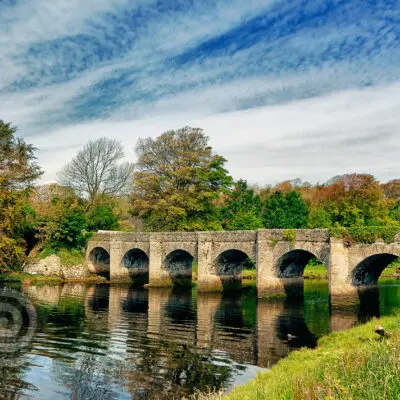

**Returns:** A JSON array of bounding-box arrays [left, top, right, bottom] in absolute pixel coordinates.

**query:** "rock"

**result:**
[[24, 255, 63, 277], [62, 264, 90, 279], [24, 255, 90, 280]]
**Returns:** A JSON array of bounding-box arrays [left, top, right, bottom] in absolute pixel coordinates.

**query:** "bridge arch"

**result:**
[[164, 249, 194, 287], [352, 253, 399, 286], [122, 248, 149, 283], [275, 249, 327, 278], [214, 249, 254, 290], [88, 247, 110, 279]]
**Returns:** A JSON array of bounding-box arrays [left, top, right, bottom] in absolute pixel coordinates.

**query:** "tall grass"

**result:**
[[206, 314, 400, 400]]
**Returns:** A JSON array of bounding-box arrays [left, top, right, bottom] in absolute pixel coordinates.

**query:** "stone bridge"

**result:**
[[86, 229, 400, 297]]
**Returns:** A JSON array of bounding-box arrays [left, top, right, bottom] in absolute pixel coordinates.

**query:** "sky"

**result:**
[[1, 0, 400, 185]]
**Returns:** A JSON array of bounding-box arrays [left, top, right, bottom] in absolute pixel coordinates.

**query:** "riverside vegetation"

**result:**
[[201, 313, 400, 400], [1, 119, 400, 277]]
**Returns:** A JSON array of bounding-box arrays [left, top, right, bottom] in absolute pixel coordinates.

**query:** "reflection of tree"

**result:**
[[52, 353, 125, 400], [303, 281, 330, 337], [123, 339, 237, 399], [0, 354, 35, 399]]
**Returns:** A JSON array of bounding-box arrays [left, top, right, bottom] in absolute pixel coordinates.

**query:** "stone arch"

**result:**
[[164, 249, 194, 287], [88, 247, 110, 279], [352, 253, 399, 286], [275, 249, 326, 278], [274, 249, 327, 297], [214, 249, 254, 290], [122, 248, 149, 283]]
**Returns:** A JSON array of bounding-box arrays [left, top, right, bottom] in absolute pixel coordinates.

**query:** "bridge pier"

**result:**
[[148, 240, 173, 287], [110, 240, 130, 280], [257, 231, 285, 297], [197, 240, 223, 291], [329, 238, 357, 299]]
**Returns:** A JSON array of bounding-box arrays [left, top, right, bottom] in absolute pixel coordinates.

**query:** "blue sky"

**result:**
[[1, 0, 400, 184]]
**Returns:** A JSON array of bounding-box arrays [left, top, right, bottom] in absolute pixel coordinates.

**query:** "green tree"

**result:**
[[308, 207, 332, 228], [30, 185, 88, 250], [132, 127, 232, 231], [221, 180, 263, 230], [86, 202, 120, 231], [0, 120, 42, 270], [328, 174, 388, 226], [262, 191, 309, 229]]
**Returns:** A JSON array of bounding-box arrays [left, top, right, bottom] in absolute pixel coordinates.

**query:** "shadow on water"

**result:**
[[0, 277, 399, 398]]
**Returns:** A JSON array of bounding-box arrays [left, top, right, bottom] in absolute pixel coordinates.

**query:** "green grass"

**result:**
[[207, 313, 400, 400], [58, 248, 85, 267], [242, 269, 256, 280], [32, 246, 85, 267], [0, 272, 105, 285], [304, 264, 328, 279], [0, 272, 64, 285]]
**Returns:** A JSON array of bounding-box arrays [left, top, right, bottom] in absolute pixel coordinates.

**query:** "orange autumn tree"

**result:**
[[307, 174, 390, 227], [0, 120, 42, 270]]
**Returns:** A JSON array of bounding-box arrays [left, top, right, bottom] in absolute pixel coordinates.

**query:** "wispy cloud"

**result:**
[[0, 0, 399, 184]]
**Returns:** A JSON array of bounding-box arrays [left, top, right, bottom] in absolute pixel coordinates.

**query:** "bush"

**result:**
[[329, 226, 400, 244]]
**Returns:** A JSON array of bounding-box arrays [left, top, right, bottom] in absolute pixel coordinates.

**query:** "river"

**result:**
[[0, 279, 399, 399]]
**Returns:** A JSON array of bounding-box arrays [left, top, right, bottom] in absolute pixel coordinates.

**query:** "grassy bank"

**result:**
[[0, 272, 105, 285], [206, 313, 400, 400]]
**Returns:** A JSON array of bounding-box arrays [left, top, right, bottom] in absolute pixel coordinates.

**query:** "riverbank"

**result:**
[[0, 272, 106, 285], [204, 313, 400, 399]]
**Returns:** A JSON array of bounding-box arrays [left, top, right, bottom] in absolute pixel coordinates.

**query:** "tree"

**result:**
[[262, 191, 309, 229], [323, 174, 387, 226], [132, 127, 232, 231], [0, 120, 42, 270], [86, 201, 120, 231], [382, 179, 400, 200], [221, 180, 263, 230], [29, 185, 121, 252], [308, 207, 332, 228], [57, 138, 134, 204], [29, 184, 88, 250]]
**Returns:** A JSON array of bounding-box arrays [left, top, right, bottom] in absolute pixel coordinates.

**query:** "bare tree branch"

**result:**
[[57, 138, 134, 203]]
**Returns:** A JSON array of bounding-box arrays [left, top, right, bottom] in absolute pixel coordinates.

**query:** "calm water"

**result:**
[[1, 279, 400, 399]]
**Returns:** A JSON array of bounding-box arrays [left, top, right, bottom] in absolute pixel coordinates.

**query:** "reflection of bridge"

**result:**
[[87, 230, 400, 297], [24, 284, 378, 369]]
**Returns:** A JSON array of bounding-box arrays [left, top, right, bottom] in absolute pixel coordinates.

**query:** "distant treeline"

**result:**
[[1, 121, 399, 271]]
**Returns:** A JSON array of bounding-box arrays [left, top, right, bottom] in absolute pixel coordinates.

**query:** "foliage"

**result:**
[[262, 191, 309, 229], [329, 226, 400, 244], [30, 185, 88, 250], [58, 137, 134, 203], [221, 180, 263, 230], [29, 185, 120, 254], [0, 120, 42, 270], [388, 200, 400, 222], [86, 201, 120, 231], [309, 174, 390, 227], [282, 228, 297, 244], [132, 127, 232, 231], [308, 207, 332, 228]]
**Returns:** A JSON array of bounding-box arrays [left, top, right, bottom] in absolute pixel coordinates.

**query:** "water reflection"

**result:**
[[0, 279, 398, 398]]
